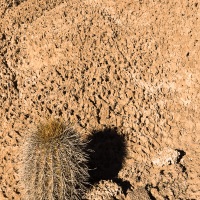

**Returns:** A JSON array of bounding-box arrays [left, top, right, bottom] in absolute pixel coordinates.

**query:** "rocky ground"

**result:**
[[0, 0, 200, 199]]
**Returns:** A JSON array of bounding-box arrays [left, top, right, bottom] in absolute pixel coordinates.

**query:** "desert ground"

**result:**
[[0, 0, 200, 199]]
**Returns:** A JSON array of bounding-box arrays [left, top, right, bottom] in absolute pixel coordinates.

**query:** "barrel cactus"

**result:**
[[20, 118, 89, 200]]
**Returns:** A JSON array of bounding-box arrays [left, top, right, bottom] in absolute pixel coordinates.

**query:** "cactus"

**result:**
[[20, 118, 89, 200]]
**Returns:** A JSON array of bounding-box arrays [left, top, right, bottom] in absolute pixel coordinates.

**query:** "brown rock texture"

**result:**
[[0, 0, 200, 199]]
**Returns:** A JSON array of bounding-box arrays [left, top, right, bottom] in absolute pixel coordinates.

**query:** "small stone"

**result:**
[[126, 187, 151, 200], [152, 147, 180, 167]]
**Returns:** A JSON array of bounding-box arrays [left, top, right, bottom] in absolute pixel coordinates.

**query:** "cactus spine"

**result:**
[[21, 119, 89, 200]]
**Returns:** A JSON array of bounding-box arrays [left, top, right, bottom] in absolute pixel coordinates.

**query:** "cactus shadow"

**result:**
[[86, 127, 127, 184]]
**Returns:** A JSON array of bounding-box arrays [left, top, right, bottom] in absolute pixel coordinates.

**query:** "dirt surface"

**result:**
[[0, 0, 200, 199]]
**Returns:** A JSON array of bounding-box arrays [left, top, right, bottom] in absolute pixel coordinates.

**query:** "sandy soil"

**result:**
[[0, 0, 200, 199]]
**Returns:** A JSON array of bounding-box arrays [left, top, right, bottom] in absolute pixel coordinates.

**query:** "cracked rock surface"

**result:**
[[0, 0, 200, 199]]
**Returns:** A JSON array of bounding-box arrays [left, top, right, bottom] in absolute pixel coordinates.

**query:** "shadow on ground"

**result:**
[[86, 127, 127, 184]]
